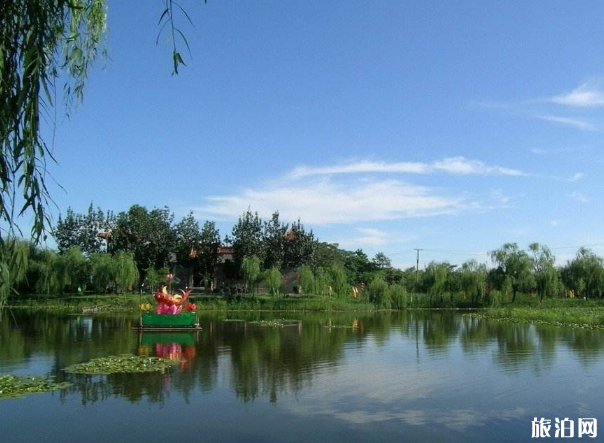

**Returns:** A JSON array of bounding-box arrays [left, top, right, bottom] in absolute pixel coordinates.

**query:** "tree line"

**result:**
[[4, 203, 604, 306]]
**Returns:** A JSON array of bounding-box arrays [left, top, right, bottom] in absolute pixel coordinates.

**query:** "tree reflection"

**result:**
[[2, 310, 604, 405]]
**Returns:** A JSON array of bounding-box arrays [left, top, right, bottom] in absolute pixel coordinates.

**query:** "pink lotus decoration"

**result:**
[[153, 287, 192, 315]]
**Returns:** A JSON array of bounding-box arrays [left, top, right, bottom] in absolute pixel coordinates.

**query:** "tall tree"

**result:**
[[262, 212, 287, 270], [372, 252, 392, 270], [231, 210, 265, 270], [529, 243, 559, 301], [111, 205, 175, 280], [283, 219, 318, 270], [199, 220, 220, 281], [562, 248, 604, 298], [490, 243, 534, 302]]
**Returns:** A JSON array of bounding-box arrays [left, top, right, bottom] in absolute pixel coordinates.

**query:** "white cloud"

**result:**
[[567, 172, 585, 182], [550, 83, 604, 107], [489, 189, 511, 204], [288, 157, 526, 179], [568, 191, 589, 203], [195, 179, 465, 225], [535, 115, 598, 131], [335, 227, 390, 248]]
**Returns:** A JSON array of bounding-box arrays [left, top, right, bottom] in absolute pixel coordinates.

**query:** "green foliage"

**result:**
[[1, 0, 107, 240], [111, 205, 175, 279], [55, 246, 89, 293], [262, 212, 287, 269], [31, 249, 60, 295], [89, 252, 114, 293], [54, 204, 115, 254], [64, 355, 178, 374], [298, 265, 315, 294], [113, 251, 139, 293], [388, 284, 407, 309], [372, 252, 392, 269], [424, 261, 451, 304], [241, 255, 261, 294], [263, 267, 282, 296], [231, 210, 265, 270], [329, 263, 348, 297], [460, 260, 487, 304], [314, 266, 330, 296], [0, 239, 30, 308], [145, 266, 170, 293], [562, 248, 604, 298], [490, 243, 534, 302], [529, 243, 559, 300], [368, 275, 390, 308], [0, 375, 71, 400]]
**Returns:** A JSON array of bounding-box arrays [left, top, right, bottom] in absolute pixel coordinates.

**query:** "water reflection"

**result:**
[[1, 310, 604, 407]]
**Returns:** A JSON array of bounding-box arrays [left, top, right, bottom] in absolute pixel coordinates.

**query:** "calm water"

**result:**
[[1, 310, 603, 442]]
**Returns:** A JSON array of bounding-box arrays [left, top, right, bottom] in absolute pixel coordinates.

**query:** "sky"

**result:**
[[39, 0, 604, 269]]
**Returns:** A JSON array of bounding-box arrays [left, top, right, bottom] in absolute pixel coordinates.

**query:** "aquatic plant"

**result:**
[[0, 375, 71, 400], [63, 355, 179, 374]]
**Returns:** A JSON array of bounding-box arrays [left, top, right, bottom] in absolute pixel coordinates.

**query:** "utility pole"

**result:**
[[414, 248, 423, 289]]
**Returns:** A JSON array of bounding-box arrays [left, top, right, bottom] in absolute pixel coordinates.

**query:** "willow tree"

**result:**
[[241, 255, 261, 294], [113, 251, 138, 294], [0, 0, 201, 308]]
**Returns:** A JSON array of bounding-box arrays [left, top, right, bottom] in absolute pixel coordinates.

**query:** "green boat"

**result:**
[[137, 312, 200, 330]]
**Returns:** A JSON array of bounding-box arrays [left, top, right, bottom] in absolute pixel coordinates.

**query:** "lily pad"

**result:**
[[0, 375, 71, 400], [248, 319, 300, 327], [63, 355, 179, 375]]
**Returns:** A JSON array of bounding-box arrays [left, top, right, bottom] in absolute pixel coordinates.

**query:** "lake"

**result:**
[[1, 310, 603, 442]]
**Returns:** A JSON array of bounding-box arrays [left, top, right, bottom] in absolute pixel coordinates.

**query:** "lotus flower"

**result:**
[[153, 288, 193, 314], [185, 303, 196, 312]]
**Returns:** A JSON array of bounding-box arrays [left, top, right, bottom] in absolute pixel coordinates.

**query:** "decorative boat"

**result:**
[[134, 287, 201, 330]]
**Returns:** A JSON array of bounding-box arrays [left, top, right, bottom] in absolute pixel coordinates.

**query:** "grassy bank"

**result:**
[[5, 293, 376, 313], [476, 299, 604, 329]]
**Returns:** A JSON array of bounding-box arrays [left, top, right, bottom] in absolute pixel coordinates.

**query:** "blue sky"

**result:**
[[42, 0, 604, 268]]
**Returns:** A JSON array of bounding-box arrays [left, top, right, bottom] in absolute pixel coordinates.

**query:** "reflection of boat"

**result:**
[[138, 332, 198, 370]]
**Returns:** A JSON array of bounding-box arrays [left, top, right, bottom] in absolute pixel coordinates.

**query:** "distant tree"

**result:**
[[113, 251, 139, 293], [53, 204, 114, 255], [263, 267, 282, 296], [315, 242, 346, 268], [241, 255, 261, 294], [460, 259, 487, 304], [561, 248, 604, 298], [283, 219, 318, 269], [343, 249, 377, 284], [372, 252, 392, 269], [490, 243, 533, 302], [424, 261, 450, 305], [231, 210, 265, 270], [388, 284, 407, 309], [111, 205, 175, 280], [298, 265, 315, 294], [199, 221, 221, 281], [55, 246, 89, 293], [314, 266, 331, 296], [368, 275, 390, 308], [328, 263, 348, 297], [262, 212, 287, 270], [529, 243, 559, 301], [89, 252, 115, 293]]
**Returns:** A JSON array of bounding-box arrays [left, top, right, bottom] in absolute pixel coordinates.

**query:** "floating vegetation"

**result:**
[[63, 355, 179, 375], [248, 319, 301, 328], [222, 319, 246, 322], [323, 324, 356, 329], [0, 375, 71, 400]]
